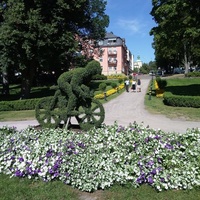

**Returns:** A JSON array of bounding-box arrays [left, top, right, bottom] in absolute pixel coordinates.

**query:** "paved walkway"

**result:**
[[0, 76, 199, 133]]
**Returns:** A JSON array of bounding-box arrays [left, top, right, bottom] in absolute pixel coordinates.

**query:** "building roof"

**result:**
[[105, 32, 119, 39]]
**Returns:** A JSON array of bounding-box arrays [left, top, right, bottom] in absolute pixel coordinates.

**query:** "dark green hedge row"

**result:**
[[0, 98, 40, 111], [185, 71, 200, 77], [163, 92, 200, 108], [155, 77, 167, 89]]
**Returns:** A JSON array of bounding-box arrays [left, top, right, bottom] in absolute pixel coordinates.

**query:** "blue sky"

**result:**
[[105, 0, 156, 63]]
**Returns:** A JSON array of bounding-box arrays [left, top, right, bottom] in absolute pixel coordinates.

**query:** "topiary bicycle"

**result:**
[[35, 60, 105, 131], [35, 86, 105, 131]]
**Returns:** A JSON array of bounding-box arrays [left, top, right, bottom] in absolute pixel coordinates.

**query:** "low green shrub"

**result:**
[[99, 82, 107, 92], [163, 92, 200, 108], [92, 74, 107, 80], [118, 78, 124, 84], [0, 98, 40, 111], [156, 77, 167, 89], [185, 71, 200, 77], [111, 82, 117, 88]]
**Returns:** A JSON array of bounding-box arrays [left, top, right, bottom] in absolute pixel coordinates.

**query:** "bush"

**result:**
[[92, 74, 107, 80], [185, 71, 200, 77], [163, 92, 200, 108], [156, 77, 167, 89], [118, 78, 124, 84], [0, 98, 40, 111], [99, 82, 107, 92], [111, 82, 117, 89]]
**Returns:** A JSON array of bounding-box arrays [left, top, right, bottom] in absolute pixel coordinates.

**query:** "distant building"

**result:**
[[133, 56, 143, 71], [93, 32, 133, 76]]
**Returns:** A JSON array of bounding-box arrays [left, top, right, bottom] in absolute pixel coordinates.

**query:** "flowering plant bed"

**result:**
[[0, 123, 200, 192]]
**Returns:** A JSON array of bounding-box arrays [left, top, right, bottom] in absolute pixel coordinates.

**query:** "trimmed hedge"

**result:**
[[163, 92, 200, 108], [185, 71, 200, 77], [0, 98, 40, 111]]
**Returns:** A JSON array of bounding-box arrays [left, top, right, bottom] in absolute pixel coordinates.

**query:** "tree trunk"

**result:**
[[1, 72, 9, 95], [183, 44, 190, 74], [20, 64, 36, 99]]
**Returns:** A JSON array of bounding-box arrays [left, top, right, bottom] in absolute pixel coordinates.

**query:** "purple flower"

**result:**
[[147, 160, 154, 167], [46, 149, 53, 157], [68, 142, 75, 149], [150, 169, 157, 175], [77, 142, 86, 149], [65, 172, 70, 177], [160, 177, 165, 183], [18, 157, 24, 162], [54, 172, 59, 177], [48, 168, 54, 174], [165, 143, 173, 150], [147, 176, 154, 184], [154, 135, 161, 140], [11, 156, 15, 160], [15, 170, 24, 177], [145, 137, 151, 143], [157, 157, 162, 163], [117, 126, 125, 132]]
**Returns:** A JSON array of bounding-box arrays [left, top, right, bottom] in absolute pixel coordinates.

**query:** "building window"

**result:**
[[108, 47, 117, 55], [99, 57, 103, 62], [108, 66, 117, 71], [108, 38, 117, 45]]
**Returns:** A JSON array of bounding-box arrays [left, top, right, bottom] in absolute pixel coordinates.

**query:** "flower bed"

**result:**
[[94, 83, 124, 99], [0, 123, 200, 192]]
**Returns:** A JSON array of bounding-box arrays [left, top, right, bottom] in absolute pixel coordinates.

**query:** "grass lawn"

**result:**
[[1, 174, 200, 200], [145, 77, 200, 121]]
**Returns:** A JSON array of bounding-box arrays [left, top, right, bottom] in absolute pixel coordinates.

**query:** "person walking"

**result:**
[[124, 79, 130, 92], [137, 78, 141, 92], [131, 79, 136, 92]]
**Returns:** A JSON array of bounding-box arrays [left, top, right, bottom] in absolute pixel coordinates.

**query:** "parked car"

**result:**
[[173, 68, 184, 74], [149, 70, 155, 76], [156, 70, 162, 76]]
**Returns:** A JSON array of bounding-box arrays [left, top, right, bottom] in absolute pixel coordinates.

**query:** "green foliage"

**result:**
[[35, 60, 105, 131], [156, 77, 167, 89], [162, 77, 200, 108], [0, 0, 109, 98], [118, 78, 124, 84], [111, 82, 117, 88], [185, 71, 200, 77], [0, 98, 39, 111], [92, 74, 107, 80], [163, 92, 200, 108], [150, 0, 200, 70], [99, 82, 107, 91]]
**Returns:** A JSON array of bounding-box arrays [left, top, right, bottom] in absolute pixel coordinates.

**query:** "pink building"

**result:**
[[93, 32, 132, 76]]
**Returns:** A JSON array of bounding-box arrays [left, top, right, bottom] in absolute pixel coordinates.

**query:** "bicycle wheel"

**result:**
[[35, 94, 68, 128], [76, 98, 105, 131]]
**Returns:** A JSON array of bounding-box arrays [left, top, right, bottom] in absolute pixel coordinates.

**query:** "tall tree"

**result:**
[[0, 0, 109, 98], [150, 0, 200, 72]]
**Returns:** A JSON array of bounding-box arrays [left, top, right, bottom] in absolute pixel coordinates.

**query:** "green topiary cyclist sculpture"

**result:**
[[35, 60, 105, 131]]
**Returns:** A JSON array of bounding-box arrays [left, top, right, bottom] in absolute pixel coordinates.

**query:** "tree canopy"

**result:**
[[150, 0, 200, 72], [0, 0, 109, 98]]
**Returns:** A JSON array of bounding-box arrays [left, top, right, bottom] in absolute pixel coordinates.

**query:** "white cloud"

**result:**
[[117, 19, 146, 35]]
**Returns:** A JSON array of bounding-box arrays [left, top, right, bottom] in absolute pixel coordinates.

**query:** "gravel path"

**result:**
[[0, 75, 199, 133], [103, 75, 199, 133]]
